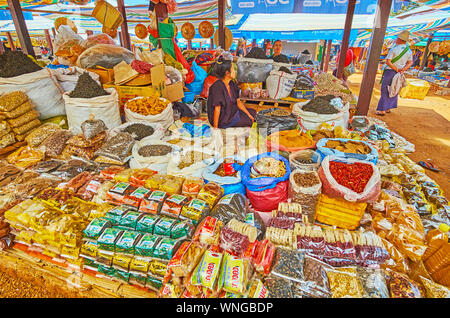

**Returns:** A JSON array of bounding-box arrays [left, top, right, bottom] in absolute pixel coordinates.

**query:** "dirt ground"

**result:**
[[347, 71, 450, 197]]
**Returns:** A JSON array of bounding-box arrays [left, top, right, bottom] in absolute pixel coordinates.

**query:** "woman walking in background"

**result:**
[[376, 31, 413, 116]]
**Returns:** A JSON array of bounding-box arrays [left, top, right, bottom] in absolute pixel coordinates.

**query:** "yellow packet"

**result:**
[[190, 250, 223, 290]]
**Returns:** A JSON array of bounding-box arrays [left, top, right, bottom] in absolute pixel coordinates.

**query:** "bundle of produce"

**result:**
[[313, 72, 354, 103], [315, 194, 367, 230]]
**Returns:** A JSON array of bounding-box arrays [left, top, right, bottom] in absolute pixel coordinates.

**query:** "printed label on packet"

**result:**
[[150, 191, 167, 201], [110, 182, 130, 194], [168, 241, 191, 268], [131, 187, 150, 198], [253, 280, 269, 298], [219, 194, 233, 205], [219, 253, 245, 294], [168, 194, 187, 205], [245, 213, 255, 227], [86, 180, 101, 193], [189, 199, 207, 210], [191, 250, 222, 290]]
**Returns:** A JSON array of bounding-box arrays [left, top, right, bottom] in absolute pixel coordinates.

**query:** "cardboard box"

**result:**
[[87, 67, 115, 85], [291, 89, 314, 100]]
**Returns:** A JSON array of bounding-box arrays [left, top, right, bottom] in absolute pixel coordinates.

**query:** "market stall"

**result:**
[[0, 0, 449, 300]]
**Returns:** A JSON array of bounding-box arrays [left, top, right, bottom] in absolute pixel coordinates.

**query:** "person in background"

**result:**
[[333, 48, 356, 86], [376, 30, 413, 116], [270, 40, 289, 63], [207, 56, 256, 129], [427, 60, 436, 71], [236, 39, 245, 57], [412, 49, 422, 68]]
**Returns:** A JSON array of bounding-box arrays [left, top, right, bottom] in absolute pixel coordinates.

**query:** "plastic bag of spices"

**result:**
[[271, 248, 305, 282], [264, 273, 293, 298], [95, 132, 135, 164], [356, 267, 389, 298], [384, 268, 422, 298], [41, 130, 73, 158], [288, 168, 321, 222], [325, 266, 364, 298], [81, 114, 107, 140]]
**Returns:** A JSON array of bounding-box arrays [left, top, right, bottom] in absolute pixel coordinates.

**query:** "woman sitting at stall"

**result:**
[[207, 57, 256, 129]]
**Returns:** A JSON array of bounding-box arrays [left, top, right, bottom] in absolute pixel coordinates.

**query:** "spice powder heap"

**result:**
[[69, 72, 109, 99], [0, 51, 42, 78]]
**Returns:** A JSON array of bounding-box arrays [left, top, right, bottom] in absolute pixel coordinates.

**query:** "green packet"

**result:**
[[129, 272, 147, 287], [115, 230, 141, 254], [97, 264, 116, 277], [152, 237, 180, 261], [83, 257, 97, 269], [136, 214, 160, 234], [97, 228, 123, 251], [113, 268, 130, 283], [104, 206, 129, 226], [146, 274, 164, 292], [118, 211, 142, 230], [170, 219, 195, 240], [83, 218, 112, 240], [134, 233, 160, 257], [154, 216, 177, 237]]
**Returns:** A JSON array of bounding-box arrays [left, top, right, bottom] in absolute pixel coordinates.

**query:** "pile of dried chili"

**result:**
[[329, 161, 373, 193]]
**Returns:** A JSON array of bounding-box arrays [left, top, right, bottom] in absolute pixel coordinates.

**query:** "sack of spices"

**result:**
[[131, 138, 179, 169], [255, 108, 298, 138], [289, 149, 320, 172], [288, 168, 321, 222], [109, 121, 164, 142], [318, 156, 381, 203], [202, 156, 245, 196]]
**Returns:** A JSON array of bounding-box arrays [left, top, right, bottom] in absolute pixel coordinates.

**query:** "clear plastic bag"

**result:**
[[76, 44, 135, 69], [81, 114, 107, 140], [289, 149, 321, 171], [356, 267, 389, 298], [299, 254, 332, 298], [325, 267, 363, 298], [264, 273, 293, 298], [219, 226, 250, 256], [271, 248, 305, 282], [82, 33, 117, 49], [41, 130, 73, 158], [384, 268, 422, 298], [210, 193, 247, 224], [95, 132, 135, 163], [25, 122, 62, 147], [237, 57, 273, 83]]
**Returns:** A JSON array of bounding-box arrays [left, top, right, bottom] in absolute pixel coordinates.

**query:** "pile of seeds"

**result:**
[[0, 51, 42, 78], [302, 95, 339, 114], [138, 145, 173, 157], [69, 72, 109, 99], [123, 123, 155, 141], [293, 171, 320, 187]]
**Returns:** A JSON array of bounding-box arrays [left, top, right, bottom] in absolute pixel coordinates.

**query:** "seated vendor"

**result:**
[[207, 57, 257, 129], [271, 40, 290, 64]]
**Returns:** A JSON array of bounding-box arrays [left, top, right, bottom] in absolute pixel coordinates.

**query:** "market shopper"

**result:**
[[333, 48, 356, 86], [376, 30, 413, 116], [207, 57, 256, 129]]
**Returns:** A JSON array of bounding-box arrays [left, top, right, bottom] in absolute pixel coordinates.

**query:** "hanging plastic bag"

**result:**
[[183, 61, 208, 103], [76, 44, 134, 69], [266, 70, 297, 100], [200, 75, 218, 99], [236, 57, 273, 83]]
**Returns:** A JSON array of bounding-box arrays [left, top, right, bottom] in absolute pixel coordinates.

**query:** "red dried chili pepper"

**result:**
[[329, 161, 373, 193]]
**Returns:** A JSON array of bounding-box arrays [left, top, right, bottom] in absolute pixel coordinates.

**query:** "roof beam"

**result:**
[[7, 0, 35, 57]]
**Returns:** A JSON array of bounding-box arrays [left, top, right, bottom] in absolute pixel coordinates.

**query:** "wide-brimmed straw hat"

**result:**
[[397, 30, 410, 42]]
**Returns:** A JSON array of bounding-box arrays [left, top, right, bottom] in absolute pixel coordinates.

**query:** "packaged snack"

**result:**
[[193, 216, 223, 246], [265, 227, 295, 249], [97, 249, 115, 267], [218, 253, 251, 294], [12, 119, 41, 136], [135, 214, 159, 234], [32, 159, 63, 174], [123, 187, 151, 210], [385, 269, 422, 298], [0, 91, 28, 112], [325, 267, 363, 298], [76, 174, 105, 201], [24, 123, 62, 147], [191, 250, 223, 290], [83, 218, 111, 241], [264, 274, 293, 298], [81, 115, 107, 140], [154, 216, 177, 237], [97, 228, 123, 251], [95, 132, 135, 164], [139, 190, 168, 215], [83, 257, 98, 271], [100, 165, 125, 180], [158, 282, 181, 297], [247, 278, 269, 298], [80, 240, 98, 260], [182, 177, 204, 199], [112, 253, 133, 271], [113, 269, 131, 282], [134, 233, 160, 257], [419, 276, 450, 298], [3, 100, 32, 119], [107, 182, 134, 205], [271, 248, 305, 282], [115, 230, 141, 254], [104, 206, 129, 226], [145, 174, 165, 190], [7, 110, 38, 128], [170, 219, 195, 240], [160, 175, 185, 195], [168, 241, 205, 278], [220, 226, 250, 256], [180, 198, 210, 224], [129, 272, 148, 287], [118, 211, 142, 230], [161, 194, 189, 218], [299, 254, 332, 298], [64, 171, 93, 193], [113, 168, 136, 183], [210, 193, 247, 224], [129, 168, 157, 187], [356, 267, 389, 298], [152, 237, 180, 260], [228, 218, 258, 243], [0, 133, 15, 149], [148, 259, 169, 277], [253, 239, 276, 275], [198, 182, 224, 208], [52, 158, 98, 180], [7, 146, 44, 169], [97, 264, 116, 277], [41, 130, 73, 158]]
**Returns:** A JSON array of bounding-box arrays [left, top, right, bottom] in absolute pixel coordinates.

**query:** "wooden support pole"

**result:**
[[356, 0, 392, 116], [0, 40, 4, 53], [319, 40, 326, 71], [7, 0, 34, 57], [117, 0, 131, 50], [118, 31, 124, 47], [51, 27, 56, 37], [44, 29, 53, 52], [324, 39, 332, 72], [218, 0, 225, 49], [6, 32, 15, 51], [336, 0, 356, 79], [187, 40, 192, 50], [419, 33, 434, 71], [252, 39, 256, 48], [210, 38, 214, 49]]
